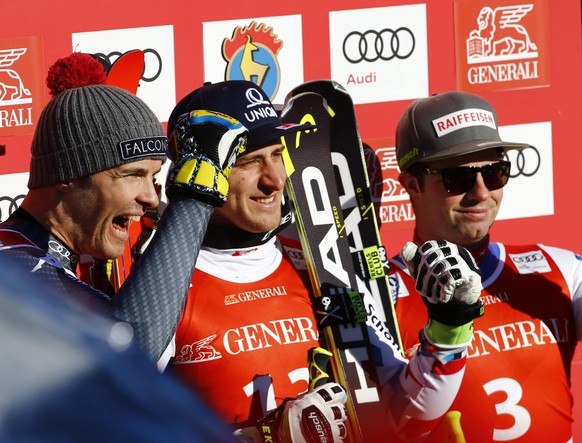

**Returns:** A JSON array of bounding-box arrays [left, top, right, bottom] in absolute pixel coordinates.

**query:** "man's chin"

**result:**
[[246, 219, 282, 234], [102, 244, 126, 261]]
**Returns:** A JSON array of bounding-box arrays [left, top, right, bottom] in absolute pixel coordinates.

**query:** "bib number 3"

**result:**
[[483, 377, 531, 441]]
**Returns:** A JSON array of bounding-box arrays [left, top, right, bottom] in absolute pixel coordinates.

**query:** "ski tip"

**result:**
[[105, 50, 145, 94]]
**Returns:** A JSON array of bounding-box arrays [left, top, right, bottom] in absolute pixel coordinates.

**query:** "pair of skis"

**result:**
[[280, 81, 402, 442]]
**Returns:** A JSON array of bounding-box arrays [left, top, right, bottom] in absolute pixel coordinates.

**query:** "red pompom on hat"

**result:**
[[45, 52, 107, 97]]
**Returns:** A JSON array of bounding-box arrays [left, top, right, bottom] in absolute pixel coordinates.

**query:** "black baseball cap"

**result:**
[[396, 91, 533, 171], [168, 80, 312, 148]]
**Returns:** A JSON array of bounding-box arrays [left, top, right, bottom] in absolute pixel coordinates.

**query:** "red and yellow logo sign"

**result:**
[[221, 21, 283, 101]]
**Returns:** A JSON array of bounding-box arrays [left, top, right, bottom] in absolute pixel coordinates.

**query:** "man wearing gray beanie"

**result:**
[[0, 53, 248, 368]]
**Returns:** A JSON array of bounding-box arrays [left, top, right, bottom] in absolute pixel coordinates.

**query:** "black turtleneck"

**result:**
[[202, 201, 292, 249]]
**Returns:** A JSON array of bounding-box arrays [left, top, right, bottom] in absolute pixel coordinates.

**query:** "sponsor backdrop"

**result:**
[[1, 0, 582, 436]]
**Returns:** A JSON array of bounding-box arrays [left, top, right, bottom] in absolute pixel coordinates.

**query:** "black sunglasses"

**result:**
[[422, 160, 511, 194]]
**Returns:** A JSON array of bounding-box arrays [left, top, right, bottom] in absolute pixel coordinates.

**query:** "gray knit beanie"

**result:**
[[28, 84, 167, 188]]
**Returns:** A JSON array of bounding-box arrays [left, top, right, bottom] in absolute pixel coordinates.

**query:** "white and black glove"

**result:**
[[166, 110, 248, 206], [234, 382, 348, 443], [401, 240, 484, 342]]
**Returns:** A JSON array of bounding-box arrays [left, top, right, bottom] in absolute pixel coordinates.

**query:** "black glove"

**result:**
[[166, 109, 248, 206], [401, 240, 484, 327], [234, 382, 348, 443]]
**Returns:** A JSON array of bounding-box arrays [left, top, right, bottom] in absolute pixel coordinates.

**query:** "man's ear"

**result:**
[[399, 171, 421, 195]]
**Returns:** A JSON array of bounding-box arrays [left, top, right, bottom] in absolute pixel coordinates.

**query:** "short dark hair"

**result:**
[[405, 163, 426, 191]]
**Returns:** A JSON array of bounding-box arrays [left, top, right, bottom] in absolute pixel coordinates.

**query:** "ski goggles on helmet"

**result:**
[[422, 160, 511, 194]]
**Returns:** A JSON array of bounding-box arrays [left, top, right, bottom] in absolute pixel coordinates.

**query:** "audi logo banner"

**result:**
[[72, 25, 176, 123], [497, 121, 553, 221], [329, 4, 428, 104], [342, 28, 415, 63], [0, 172, 28, 223]]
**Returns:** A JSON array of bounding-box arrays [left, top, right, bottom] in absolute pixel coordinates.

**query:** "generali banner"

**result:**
[[0, 36, 44, 137], [454, 0, 551, 92]]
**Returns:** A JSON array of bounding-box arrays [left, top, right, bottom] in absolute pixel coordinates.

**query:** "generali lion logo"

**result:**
[[454, 1, 549, 91], [173, 334, 222, 364], [0, 48, 32, 105], [0, 36, 43, 137], [467, 5, 538, 63], [221, 21, 283, 101]]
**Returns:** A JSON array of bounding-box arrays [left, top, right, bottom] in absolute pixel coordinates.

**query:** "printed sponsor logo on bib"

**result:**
[[509, 250, 551, 274]]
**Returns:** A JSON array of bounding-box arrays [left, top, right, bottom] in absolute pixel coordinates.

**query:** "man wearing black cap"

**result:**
[[160, 81, 485, 442], [390, 90, 581, 442]]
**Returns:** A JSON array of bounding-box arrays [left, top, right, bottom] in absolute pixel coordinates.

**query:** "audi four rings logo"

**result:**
[[286, 249, 303, 260], [342, 28, 415, 64], [513, 253, 544, 263], [0, 194, 25, 222], [503, 146, 541, 178], [49, 240, 71, 259], [93, 48, 163, 82]]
